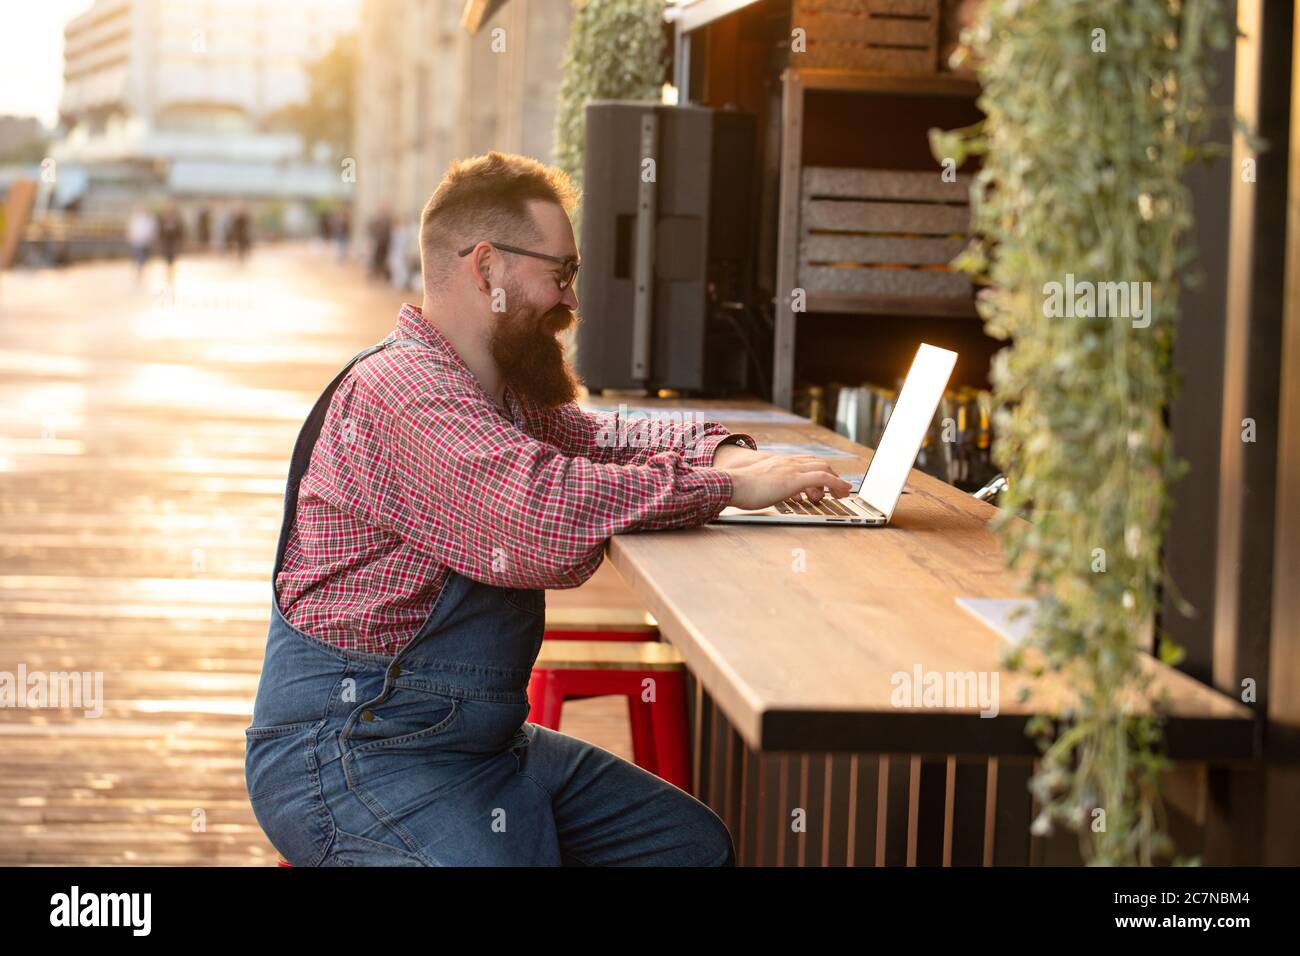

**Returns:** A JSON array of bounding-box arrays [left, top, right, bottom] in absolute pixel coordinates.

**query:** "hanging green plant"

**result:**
[[929, 0, 1232, 865], [553, 0, 670, 201]]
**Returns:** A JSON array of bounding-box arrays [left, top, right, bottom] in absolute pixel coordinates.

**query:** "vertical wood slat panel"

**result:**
[[738, 733, 751, 866], [817, 753, 868, 867], [846, 755, 861, 866], [723, 715, 738, 854], [755, 751, 768, 866], [853, 753, 881, 866], [983, 756, 999, 866], [795, 754, 806, 868], [950, 757, 990, 866], [879, 754, 908, 866], [776, 754, 790, 866], [906, 755, 921, 866], [691, 683, 1050, 866], [719, 697, 735, 844], [801, 753, 829, 866], [821, 755, 835, 867], [875, 755, 891, 866], [943, 755, 956, 866], [915, 757, 949, 865], [992, 758, 1033, 866]]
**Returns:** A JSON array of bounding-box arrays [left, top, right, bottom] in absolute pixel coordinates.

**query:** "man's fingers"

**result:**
[[795, 470, 851, 498], [826, 473, 853, 496], [817, 472, 852, 497]]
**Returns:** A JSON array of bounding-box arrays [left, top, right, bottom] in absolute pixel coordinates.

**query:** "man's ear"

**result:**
[[471, 245, 494, 295]]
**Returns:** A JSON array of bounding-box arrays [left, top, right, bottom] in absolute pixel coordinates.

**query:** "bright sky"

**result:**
[[0, 0, 96, 127]]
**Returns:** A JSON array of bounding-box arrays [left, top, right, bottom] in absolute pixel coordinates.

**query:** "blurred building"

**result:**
[[352, 0, 573, 247], [49, 0, 361, 228], [0, 116, 45, 157]]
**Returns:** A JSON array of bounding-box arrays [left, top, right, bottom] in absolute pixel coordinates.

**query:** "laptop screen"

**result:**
[[854, 343, 958, 521]]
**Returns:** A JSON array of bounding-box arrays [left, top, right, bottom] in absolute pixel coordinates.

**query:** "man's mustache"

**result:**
[[541, 307, 576, 333]]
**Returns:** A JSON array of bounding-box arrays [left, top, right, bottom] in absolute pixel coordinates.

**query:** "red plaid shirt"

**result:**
[[276, 303, 754, 655]]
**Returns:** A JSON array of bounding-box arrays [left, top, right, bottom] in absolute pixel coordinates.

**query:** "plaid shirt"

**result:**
[[276, 303, 755, 655]]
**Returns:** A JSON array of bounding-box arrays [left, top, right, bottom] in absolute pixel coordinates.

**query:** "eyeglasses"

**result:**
[[457, 241, 581, 290]]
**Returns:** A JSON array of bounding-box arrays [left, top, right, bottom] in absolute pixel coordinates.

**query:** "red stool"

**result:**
[[527, 639, 692, 793], [542, 606, 658, 643], [540, 606, 660, 709]]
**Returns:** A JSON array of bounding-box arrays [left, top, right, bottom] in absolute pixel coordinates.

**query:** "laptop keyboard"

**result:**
[[775, 495, 857, 517]]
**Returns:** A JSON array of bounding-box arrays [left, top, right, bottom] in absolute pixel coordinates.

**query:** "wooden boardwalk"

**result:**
[[0, 245, 636, 865]]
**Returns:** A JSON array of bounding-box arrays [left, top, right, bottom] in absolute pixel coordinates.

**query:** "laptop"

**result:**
[[712, 343, 958, 526]]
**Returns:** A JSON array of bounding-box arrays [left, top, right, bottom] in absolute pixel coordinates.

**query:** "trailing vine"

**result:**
[[553, 0, 670, 200], [930, 0, 1231, 865]]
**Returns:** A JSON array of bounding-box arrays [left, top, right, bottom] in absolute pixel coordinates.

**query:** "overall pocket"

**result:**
[[245, 720, 322, 797], [340, 685, 461, 754], [244, 719, 335, 865]]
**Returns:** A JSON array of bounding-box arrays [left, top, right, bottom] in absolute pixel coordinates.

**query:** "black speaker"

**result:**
[[576, 101, 758, 394]]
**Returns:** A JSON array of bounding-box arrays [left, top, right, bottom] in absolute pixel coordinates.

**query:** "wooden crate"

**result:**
[[792, 0, 941, 74], [797, 165, 972, 303]]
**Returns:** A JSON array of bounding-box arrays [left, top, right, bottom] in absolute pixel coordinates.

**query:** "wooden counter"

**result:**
[[601, 398, 1252, 759], [592, 398, 1254, 865]]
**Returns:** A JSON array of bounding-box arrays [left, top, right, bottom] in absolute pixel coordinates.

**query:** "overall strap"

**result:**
[[272, 336, 430, 577]]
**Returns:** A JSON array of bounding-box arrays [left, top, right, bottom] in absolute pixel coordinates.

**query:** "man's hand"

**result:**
[[718, 455, 852, 511]]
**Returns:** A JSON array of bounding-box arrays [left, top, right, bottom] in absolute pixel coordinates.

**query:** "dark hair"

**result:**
[[419, 150, 579, 292]]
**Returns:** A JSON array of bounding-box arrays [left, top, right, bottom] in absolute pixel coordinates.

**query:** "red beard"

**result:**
[[488, 285, 584, 409]]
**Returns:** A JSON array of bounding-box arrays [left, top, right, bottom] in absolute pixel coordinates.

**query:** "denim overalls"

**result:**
[[245, 337, 735, 866]]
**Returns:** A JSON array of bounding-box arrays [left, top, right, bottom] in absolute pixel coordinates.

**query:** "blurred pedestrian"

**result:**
[[215, 207, 230, 252], [156, 201, 184, 286], [333, 207, 351, 264], [126, 206, 156, 285], [231, 205, 252, 262], [402, 217, 421, 290], [368, 206, 391, 280], [387, 215, 416, 290], [196, 206, 211, 248]]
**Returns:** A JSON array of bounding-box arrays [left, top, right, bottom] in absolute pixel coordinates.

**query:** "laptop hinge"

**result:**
[[850, 497, 883, 518]]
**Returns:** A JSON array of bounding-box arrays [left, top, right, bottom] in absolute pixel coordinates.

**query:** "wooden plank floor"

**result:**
[[0, 244, 638, 865]]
